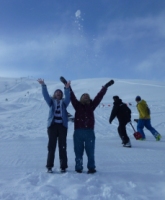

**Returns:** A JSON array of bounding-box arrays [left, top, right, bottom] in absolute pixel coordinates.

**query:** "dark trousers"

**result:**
[[73, 129, 96, 171], [118, 121, 130, 144], [46, 123, 68, 169]]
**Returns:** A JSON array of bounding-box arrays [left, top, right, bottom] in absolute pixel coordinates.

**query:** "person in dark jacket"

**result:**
[[69, 80, 114, 174], [109, 96, 131, 148], [37, 78, 71, 173]]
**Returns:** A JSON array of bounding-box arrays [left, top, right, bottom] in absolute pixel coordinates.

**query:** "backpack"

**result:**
[[119, 103, 131, 122]]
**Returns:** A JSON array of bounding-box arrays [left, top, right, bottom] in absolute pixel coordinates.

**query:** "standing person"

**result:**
[[135, 96, 161, 141], [109, 96, 132, 148], [61, 78, 114, 174], [37, 78, 71, 173]]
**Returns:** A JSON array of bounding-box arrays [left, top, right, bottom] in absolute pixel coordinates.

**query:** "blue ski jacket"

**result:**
[[41, 84, 70, 128]]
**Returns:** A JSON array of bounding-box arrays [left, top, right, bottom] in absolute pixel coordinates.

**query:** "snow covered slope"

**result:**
[[0, 77, 165, 200]]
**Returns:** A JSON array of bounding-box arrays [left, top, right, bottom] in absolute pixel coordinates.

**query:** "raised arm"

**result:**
[[92, 80, 114, 110], [37, 78, 52, 107], [92, 86, 107, 110], [60, 76, 79, 110], [63, 82, 71, 107], [70, 86, 79, 110]]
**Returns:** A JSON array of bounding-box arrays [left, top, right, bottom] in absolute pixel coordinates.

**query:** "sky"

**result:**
[[0, 0, 165, 81], [0, 77, 165, 200]]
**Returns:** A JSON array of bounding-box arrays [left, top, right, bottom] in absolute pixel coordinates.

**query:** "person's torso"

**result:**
[[74, 102, 95, 129]]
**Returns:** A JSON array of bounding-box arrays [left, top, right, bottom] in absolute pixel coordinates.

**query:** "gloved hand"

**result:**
[[60, 76, 67, 85], [104, 80, 114, 88], [134, 119, 139, 123]]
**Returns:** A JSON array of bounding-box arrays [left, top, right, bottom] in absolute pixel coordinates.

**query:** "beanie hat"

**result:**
[[113, 95, 119, 101], [135, 96, 141, 102]]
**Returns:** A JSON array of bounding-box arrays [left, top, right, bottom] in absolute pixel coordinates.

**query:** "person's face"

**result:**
[[54, 90, 62, 100], [81, 93, 90, 102]]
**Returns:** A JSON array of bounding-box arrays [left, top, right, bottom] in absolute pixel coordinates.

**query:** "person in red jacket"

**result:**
[[69, 80, 114, 174]]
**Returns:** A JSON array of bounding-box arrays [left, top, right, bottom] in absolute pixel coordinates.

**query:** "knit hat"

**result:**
[[135, 96, 141, 102], [113, 95, 119, 101]]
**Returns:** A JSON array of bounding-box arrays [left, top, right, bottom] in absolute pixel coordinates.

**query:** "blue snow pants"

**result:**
[[137, 119, 159, 139], [73, 129, 96, 171]]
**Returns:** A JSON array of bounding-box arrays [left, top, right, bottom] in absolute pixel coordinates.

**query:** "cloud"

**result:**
[[0, 29, 91, 79], [0, 11, 165, 81], [93, 13, 165, 49], [136, 50, 165, 71]]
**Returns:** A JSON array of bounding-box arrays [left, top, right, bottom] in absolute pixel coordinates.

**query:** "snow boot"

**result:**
[[87, 169, 97, 174], [61, 168, 66, 173], [123, 140, 131, 148], [76, 170, 82, 173], [155, 134, 161, 141], [47, 168, 53, 173]]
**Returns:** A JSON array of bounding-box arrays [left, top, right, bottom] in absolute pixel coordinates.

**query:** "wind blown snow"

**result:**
[[0, 77, 165, 200]]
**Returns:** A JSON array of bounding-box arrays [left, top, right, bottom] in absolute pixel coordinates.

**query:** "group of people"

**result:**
[[37, 78, 161, 174], [109, 95, 161, 148]]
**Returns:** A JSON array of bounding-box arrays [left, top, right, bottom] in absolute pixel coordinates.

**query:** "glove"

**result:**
[[134, 119, 139, 123], [60, 76, 67, 85], [104, 80, 114, 88]]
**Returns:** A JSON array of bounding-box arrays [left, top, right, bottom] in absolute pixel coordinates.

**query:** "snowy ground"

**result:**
[[0, 77, 165, 200]]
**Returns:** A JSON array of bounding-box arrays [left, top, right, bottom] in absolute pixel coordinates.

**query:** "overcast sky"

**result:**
[[0, 0, 165, 81]]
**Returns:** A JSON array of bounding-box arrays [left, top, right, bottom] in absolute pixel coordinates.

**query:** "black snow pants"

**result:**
[[46, 123, 68, 169], [117, 121, 130, 144]]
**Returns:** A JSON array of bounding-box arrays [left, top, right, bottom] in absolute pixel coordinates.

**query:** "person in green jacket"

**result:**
[[135, 96, 161, 141]]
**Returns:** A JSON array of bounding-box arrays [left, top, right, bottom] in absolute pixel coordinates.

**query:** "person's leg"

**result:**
[[84, 129, 96, 171], [73, 130, 84, 171], [117, 125, 124, 143], [118, 122, 130, 144], [144, 119, 160, 138], [58, 124, 68, 170], [137, 119, 146, 139], [46, 124, 58, 169]]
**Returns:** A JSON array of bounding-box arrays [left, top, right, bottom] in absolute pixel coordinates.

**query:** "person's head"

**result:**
[[80, 93, 90, 104], [53, 89, 63, 100], [113, 95, 120, 102], [135, 96, 141, 102]]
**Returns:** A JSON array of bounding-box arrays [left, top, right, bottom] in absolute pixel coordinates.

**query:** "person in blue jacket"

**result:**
[[37, 78, 71, 173]]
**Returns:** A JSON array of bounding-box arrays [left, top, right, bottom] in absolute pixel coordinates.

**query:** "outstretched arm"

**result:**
[[70, 86, 79, 110], [60, 76, 79, 110], [63, 81, 71, 107], [92, 86, 107, 110], [37, 78, 45, 85], [37, 78, 52, 106], [92, 79, 114, 110]]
